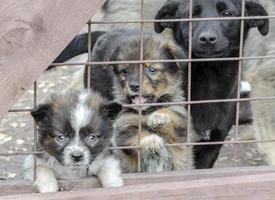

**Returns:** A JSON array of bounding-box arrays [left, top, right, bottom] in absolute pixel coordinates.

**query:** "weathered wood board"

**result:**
[[0, 0, 104, 119], [1, 167, 275, 199]]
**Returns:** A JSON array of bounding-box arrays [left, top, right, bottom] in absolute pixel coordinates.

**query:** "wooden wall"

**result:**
[[0, 0, 104, 119]]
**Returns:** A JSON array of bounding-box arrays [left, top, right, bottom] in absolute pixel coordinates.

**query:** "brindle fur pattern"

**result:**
[[92, 31, 195, 172]]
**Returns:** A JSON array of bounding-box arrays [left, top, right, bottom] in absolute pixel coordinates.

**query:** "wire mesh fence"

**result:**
[[1, 0, 275, 183]]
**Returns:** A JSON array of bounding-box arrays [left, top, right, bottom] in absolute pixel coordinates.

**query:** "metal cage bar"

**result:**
[[2, 0, 275, 182]]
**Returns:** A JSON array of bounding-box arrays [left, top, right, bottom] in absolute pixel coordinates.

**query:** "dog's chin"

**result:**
[[63, 160, 90, 168], [193, 48, 230, 58]]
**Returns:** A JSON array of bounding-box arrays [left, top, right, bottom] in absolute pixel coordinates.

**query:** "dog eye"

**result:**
[[56, 134, 65, 141], [87, 134, 97, 141], [221, 10, 233, 16], [120, 69, 129, 76], [147, 67, 157, 74]]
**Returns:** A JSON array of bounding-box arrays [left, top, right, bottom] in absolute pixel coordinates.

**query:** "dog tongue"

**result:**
[[132, 96, 146, 104]]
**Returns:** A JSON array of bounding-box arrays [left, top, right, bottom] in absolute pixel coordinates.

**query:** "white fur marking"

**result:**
[[96, 156, 124, 187], [71, 91, 93, 131], [241, 81, 252, 92]]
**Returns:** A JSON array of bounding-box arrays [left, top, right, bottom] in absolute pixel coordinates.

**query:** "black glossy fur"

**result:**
[[48, 31, 105, 70], [155, 0, 269, 168]]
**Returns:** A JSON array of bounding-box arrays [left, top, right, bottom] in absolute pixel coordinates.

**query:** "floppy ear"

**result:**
[[100, 102, 122, 120], [164, 42, 187, 69], [245, 1, 269, 35], [154, 0, 180, 33], [31, 104, 53, 125]]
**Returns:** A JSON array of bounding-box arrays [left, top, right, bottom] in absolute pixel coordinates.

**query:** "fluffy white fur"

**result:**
[[23, 152, 123, 193]]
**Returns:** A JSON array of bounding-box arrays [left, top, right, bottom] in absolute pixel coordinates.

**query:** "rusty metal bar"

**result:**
[[8, 109, 33, 112], [233, 0, 246, 166], [32, 81, 38, 181], [109, 139, 275, 149], [137, 0, 145, 172], [86, 21, 92, 89], [186, 0, 193, 169], [8, 96, 275, 114], [121, 96, 275, 107], [88, 15, 275, 24], [2, 137, 275, 156], [0, 151, 44, 156], [49, 55, 275, 67]]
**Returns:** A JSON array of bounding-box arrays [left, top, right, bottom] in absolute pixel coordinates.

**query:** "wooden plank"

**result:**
[[1, 172, 275, 200], [0, 0, 104, 119], [1, 166, 275, 197]]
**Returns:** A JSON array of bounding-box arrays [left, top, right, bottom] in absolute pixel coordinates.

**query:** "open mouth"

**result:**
[[128, 95, 154, 105]]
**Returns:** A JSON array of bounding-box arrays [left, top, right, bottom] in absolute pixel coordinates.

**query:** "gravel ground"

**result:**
[[0, 66, 267, 180]]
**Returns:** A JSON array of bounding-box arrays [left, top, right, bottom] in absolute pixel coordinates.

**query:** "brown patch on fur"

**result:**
[[42, 135, 58, 156], [32, 90, 122, 165], [111, 35, 194, 172], [111, 33, 185, 106]]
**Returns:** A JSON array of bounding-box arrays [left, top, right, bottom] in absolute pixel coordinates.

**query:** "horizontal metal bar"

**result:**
[[2, 139, 275, 156], [109, 139, 275, 149], [122, 96, 275, 108], [87, 15, 275, 25], [0, 151, 43, 156], [8, 109, 33, 113], [6, 96, 275, 114], [50, 55, 275, 67]]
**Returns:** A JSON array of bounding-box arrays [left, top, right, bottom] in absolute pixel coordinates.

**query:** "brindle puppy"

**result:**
[[90, 29, 195, 172], [22, 90, 123, 193]]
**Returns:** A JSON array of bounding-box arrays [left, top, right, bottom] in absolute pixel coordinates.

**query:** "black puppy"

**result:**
[[154, 0, 269, 168]]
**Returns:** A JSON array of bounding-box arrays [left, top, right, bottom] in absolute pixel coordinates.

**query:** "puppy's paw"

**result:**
[[34, 167, 59, 193], [102, 176, 124, 188], [140, 134, 171, 172], [97, 156, 124, 188], [147, 112, 171, 128], [140, 134, 165, 154], [34, 179, 59, 193]]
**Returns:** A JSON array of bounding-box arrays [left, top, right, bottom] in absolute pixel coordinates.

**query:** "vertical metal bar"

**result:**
[[33, 81, 38, 181], [186, 0, 193, 169], [233, 0, 245, 166], [86, 21, 92, 175], [137, 0, 145, 172], [86, 20, 92, 89]]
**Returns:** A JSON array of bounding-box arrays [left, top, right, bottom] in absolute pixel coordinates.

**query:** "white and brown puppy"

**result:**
[[22, 90, 123, 193], [87, 29, 195, 172]]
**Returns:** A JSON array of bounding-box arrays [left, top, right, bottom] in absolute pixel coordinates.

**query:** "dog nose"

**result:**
[[71, 152, 83, 162], [199, 32, 217, 45], [129, 81, 139, 92]]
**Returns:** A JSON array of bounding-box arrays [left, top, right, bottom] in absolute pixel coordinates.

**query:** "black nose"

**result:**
[[71, 152, 83, 162], [129, 81, 139, 92], [199, 32, 217, 45]]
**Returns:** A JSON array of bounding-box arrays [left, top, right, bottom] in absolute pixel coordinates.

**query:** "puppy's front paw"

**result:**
[[140, 134, 165, 154], [147, 112, 171, 128], [140, 134, 171, 172], [34, 167, 59, 193], [102, 176, 124, 188], [34, 179, 59, 193]]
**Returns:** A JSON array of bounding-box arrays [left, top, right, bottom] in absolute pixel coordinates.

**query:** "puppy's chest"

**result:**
[[45, 156, 102, 180], [52, 162, 89, 179]]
